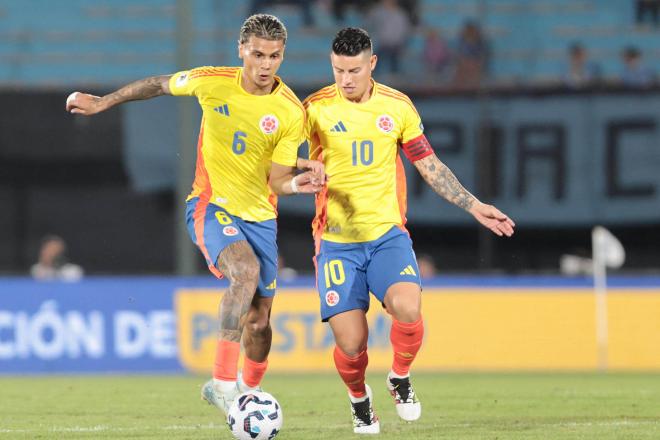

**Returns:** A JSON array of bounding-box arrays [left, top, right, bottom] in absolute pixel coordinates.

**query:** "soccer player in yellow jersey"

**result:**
[[304, 28, 515, 434], [66, 14, 324, 419]]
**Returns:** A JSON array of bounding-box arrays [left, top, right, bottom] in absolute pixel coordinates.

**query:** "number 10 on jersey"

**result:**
[[352, 140, 373, 166]]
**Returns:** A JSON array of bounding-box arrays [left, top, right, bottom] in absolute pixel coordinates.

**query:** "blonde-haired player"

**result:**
[[66, 14, 324, 419], [304, 27, 515, 434]]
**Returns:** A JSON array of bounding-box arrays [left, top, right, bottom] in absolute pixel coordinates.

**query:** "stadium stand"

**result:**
[[0, 0, 657, 86]]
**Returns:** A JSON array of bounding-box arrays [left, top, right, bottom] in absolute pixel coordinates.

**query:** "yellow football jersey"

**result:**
[[304, 81, 424, 243], [169, 66, 305, 222]]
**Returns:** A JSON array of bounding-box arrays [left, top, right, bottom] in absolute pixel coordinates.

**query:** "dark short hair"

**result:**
[[332, 27, 372, 56], [623, 46, 640, 59], [569, 42, 584, 55], [41, 234, 64, 246], [239, 14, 287, 45]]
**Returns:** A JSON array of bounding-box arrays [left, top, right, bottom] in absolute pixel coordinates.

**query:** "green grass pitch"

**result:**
[[0, 372, 658, 439]]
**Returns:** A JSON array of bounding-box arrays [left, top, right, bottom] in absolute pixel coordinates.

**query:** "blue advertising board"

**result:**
[[0, 278, 216, 373]]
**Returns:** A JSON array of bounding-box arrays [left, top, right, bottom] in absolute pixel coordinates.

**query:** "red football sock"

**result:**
[[213, 340, 240, 381], [390, 316, 424, 376], [333, 346, 368, 398], [242, 356, 268, 388]]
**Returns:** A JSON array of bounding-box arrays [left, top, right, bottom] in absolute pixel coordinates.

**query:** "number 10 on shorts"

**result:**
[[324, 259, 345, 288]]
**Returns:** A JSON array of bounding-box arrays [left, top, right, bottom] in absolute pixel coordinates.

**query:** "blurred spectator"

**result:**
[[635, 0, 660, 27], [562, 43, 601, 89], [31, 235, 84, 281], [453, 20, 490, 88], [331, 0, 374, 23], [366, 0, 411, 75], [422, 28, 451, 79], [277, 254, 298, 281], [417, 254, 437, 279], [620, 46, 656, 87], [559, 254, 593, 276], [249, 0, 315, 28], [398, 0, 420, 27]]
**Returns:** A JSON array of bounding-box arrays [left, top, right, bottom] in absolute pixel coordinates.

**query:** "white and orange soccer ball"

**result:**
[[227, 391, 283, 440]]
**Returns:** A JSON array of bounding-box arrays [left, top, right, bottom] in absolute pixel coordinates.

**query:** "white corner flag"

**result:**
[[591, 226, 625, 371]]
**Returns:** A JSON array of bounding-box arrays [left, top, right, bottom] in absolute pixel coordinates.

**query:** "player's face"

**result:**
[[238, 36, 285, 94], [330, 50, 377, 102]]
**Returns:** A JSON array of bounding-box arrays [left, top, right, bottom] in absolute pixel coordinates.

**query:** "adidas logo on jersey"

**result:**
[[265, 279, 277, 290], [329, 121, 347, 132], [399, 265, 417, 276], [214, 103, 230, 116]]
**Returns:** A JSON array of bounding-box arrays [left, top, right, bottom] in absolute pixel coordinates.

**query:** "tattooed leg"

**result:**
[[216, 240, 261, 343]]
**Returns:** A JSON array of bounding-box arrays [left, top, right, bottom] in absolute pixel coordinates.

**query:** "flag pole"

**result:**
[[592, 227, 608, 371]]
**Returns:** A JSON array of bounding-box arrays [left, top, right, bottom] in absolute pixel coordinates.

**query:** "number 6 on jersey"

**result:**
[[232, 130, 247, 155]]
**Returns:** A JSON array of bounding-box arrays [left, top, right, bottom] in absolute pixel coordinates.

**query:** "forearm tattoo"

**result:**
[[417, 156, 476, 211], [216, 241, 259, 342], [102, 75, 169, 107]]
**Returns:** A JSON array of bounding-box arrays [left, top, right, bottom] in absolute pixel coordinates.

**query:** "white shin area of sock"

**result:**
[[389, 370, 410, 380], [213, 378, 237, 393], [349, 391, 369, 403]]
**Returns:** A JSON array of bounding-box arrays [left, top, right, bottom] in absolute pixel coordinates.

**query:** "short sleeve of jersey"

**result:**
[[271, 108, 304, 167], [303, 102, 315, 140], [400, 99, 424, 144], [303, 101, 321, 160], [168, 67, 210, 97]]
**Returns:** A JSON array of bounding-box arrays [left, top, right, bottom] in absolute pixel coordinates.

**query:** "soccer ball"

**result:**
[[227, 391, 283, 440]]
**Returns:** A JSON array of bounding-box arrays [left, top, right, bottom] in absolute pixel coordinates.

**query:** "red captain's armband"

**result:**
[[401, 134, 434, 162]]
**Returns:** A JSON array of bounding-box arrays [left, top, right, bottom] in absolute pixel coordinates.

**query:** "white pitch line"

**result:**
[[437, 420, 659, 429], [552, 420, 660, 428], [163, 423, 225, 430], [0, 420, 656, 434], [0, 423, 224, 434]]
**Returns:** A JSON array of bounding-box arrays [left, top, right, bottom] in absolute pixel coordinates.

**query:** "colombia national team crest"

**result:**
[[223, 226, 239, 237], [325, 290, 340, 307], [376, 114, 395, 133], [259, 115, 279, 134]]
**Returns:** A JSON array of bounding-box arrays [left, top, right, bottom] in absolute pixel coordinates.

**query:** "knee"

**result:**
[[336, 339, 367, 357], [245, 313, 270, 336], [389, 297, 421, 323]]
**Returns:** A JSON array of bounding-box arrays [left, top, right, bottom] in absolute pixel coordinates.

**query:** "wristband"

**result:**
[[290, 175, 299, 194]]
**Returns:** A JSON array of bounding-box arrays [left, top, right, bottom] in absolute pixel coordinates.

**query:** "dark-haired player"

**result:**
[[303, 27, 515, 434]]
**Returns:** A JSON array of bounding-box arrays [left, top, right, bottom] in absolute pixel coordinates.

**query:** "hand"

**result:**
[[292, 171, 325, 194], [469, 202, 515, 237], [65, 92, 105, 115], [297, 158, 328, 185]]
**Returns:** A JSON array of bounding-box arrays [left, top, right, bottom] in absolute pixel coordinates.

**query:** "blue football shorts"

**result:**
[[186, 197, 278, 297], [315, 226, 421, 321]]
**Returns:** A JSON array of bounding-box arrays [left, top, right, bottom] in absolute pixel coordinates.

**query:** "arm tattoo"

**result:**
[[216, 241, 259, 342], [101, 75, 169, 108], [416, 156, 476, 211]]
